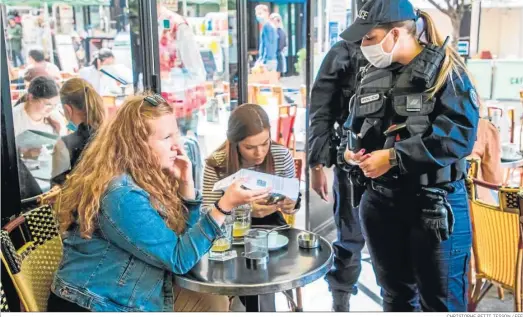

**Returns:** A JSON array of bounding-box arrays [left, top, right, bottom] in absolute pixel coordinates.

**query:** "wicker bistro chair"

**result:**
[[1, 283, 10, 312], [465, 177, 523, 312], [1, 203, 63, 312]]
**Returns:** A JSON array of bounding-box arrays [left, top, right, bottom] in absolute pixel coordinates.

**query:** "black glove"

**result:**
[[418, 187, 455, 243]]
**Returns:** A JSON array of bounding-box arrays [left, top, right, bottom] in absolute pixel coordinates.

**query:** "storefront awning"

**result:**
[[0, 0, 110, 6]]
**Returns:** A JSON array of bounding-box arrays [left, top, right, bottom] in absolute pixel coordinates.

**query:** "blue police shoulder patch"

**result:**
[[469, 88, 479, 108]]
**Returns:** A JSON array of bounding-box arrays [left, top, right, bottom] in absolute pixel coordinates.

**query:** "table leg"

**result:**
[[243, 295, 260, 312]]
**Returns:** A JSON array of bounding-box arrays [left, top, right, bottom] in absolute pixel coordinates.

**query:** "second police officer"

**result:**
[[309, 40, 368, 311], [339, 0, 479, 312]]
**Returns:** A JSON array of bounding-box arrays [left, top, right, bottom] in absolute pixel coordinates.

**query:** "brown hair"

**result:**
[[206, 103, 274, 177], [60, 78, 106, 129], [56, 94, 186, 238], [379, 10, 472, 98]]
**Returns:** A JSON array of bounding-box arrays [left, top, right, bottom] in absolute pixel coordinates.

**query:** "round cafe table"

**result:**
[[174, 227, 333, 312], [500, 157, 523, 169]]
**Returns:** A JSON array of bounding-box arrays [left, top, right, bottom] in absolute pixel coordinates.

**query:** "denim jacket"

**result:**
[[51, 174, 224, 312]]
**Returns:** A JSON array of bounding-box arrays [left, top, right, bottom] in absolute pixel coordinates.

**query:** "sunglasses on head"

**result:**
[[143, 94, 166, 107]]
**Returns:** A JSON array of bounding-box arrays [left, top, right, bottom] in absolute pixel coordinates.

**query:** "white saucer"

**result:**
[[501, 153, 523, 161], [268, 234, 289, 251]]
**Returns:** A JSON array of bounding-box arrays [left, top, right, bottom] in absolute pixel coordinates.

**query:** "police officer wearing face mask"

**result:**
[[338, 0, 479, 312], [309, 40, 367, 312]]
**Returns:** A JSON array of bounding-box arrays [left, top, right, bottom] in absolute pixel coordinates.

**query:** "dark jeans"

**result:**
[[324, 167, 365, 295], [359, 179, 471, 312], [10, 50, 24, 67]]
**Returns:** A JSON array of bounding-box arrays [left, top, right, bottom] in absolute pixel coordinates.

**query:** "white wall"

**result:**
[[478, 7, 523, 58], [410, 1, 523, 58]]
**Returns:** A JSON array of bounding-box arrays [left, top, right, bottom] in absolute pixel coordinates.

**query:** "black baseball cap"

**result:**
[[340, 0, 418, 43]]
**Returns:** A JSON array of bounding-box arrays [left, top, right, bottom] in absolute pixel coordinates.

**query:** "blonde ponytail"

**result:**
[[418, 10, 472, 98], [83, 85, 106, 129], [60, 78, 107, 130], [383, 11, 473, 98]]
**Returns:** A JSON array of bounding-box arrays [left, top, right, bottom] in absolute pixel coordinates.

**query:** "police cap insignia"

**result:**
[[469, 88, 479, 108]]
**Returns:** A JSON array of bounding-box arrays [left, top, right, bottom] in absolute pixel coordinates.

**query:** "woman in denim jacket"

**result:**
[[47, 94, 270, 312]]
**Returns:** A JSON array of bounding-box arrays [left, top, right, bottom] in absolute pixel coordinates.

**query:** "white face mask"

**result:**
[[360, 30, 398, 68]]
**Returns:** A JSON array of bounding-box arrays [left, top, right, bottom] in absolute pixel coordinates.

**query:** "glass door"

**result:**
[[1, 0, 135, 215], [153, 0, 236, 154]]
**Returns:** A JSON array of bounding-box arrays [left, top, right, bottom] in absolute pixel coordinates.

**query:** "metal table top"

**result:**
[[174, 227, 333, 297]]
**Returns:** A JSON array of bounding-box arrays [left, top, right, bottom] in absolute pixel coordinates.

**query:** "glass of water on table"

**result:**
[[233, 204, 251, 240]]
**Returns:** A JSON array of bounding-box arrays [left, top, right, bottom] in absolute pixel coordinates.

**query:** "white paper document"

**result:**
[[212, 169, 300, 201]]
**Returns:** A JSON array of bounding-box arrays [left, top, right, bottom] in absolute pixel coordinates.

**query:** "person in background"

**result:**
[[79, 48, 132, 96], [12, 76, 65, 139], [48, 94, 270, 312], [10, 67, 50, 107], [25, 49, 61, 81], [469, 102, 502, 204], [270, 13, 287, 77], [78, 48, 115, 94], [203, 103, 298, 312], [23, 66, 50, 87], [157, 4, 208, 137], [7, 16, 24, 67], [157, 4, 207, 84], [51, 78, 107, 186], [255, 5, 278, 72]]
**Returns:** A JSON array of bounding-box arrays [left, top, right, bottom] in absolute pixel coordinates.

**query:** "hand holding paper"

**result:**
[[251, 199, 279, 218], [278, 198, 297, 215], [213, 169, 300, 201]]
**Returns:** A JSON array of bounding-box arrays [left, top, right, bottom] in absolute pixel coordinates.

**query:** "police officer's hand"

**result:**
[[359, 149, 392, 179], [344, 149, 371, 165], [311, 166, 329, 202]]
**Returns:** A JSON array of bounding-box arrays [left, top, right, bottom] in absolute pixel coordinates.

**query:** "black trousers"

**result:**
[[359, 180, 471, 312], [324, 167, 365, 295]]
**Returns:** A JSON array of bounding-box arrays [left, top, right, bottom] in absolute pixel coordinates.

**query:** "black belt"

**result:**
[[368, 181, 401, 198], [368, 179, 457, 199]]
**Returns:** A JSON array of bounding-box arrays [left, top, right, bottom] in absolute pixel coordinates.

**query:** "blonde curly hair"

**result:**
[[56, 94, 186, 238]]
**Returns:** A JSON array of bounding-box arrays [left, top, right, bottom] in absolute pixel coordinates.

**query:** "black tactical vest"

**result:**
[[352, 63, 466, 186]]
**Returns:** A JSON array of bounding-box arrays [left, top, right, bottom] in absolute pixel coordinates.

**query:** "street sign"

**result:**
[[458, 40, 470, 57]]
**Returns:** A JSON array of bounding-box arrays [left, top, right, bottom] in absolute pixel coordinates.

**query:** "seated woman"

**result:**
[[203, 103, 299, 311], [13, 76, 66, 161], [12, 76, 64, 137], [204, 103, 298, 225], [51, 78, 107, 185], [470, 110, 502, 204], [47, 94, 270, 312]]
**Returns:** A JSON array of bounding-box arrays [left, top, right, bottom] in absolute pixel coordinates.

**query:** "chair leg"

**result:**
[[295, 287, 303, 312], [497, 286, 504, 300], [503, 169, 512, 186], [469, 279, 492, 312]]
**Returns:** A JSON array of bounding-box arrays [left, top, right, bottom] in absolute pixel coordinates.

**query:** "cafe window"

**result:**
[[1, 0, 134, 204]]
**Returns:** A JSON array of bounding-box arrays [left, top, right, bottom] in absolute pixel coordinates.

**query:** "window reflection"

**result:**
[[4, 2, 134, 197]]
